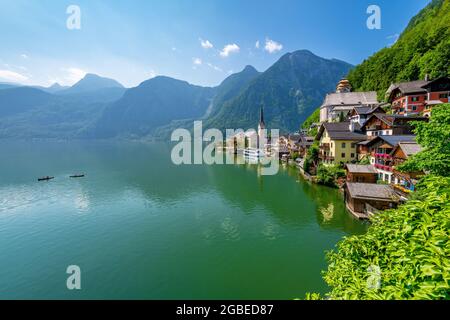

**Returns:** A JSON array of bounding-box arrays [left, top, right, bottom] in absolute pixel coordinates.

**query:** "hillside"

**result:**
[[84, 76, 216, 138], [205, 50, 353, 133], [348, 0, 450, 99]]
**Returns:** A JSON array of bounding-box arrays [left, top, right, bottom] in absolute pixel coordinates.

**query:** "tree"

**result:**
[[320, 176, 449, 300], [397, 104, 450, 176], [304, 141, 319, 174], [316, 164, 346, 187]]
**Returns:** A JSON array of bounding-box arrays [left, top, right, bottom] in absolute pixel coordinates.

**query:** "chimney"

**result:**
[[425, 74, 430, 82]]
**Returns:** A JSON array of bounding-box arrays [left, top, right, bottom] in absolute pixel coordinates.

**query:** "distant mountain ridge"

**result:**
[[0, 50, 353, 139], [205, 50, 353, 133], [58, 73, 124, 95]]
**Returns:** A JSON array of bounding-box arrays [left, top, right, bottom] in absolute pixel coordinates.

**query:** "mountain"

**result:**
[[348, 0, 450, 99], [206, 65, 261, 118], [205, 50, 353, 133], [0, 82, 21, 90], [58, 73, 124, 95], [43, 83, 70, 93], [56, 74, 126, 103], [0, 87, 53, 117], [84, 76, 216, 138]]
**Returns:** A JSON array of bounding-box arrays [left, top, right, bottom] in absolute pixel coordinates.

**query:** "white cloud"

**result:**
[[387, 33, 400, 46], [200, 38, 213, 49], [219, 44, 240, 58], [147, 69, 157, 79], [20, 54, 29, 59], [264, 38, 283, 53], [62, 67, 87, 84], [207, 63, 223, 72], [255, 41, 260, 49], [193, 58, 202, 65], [0, 69, 29, 83]]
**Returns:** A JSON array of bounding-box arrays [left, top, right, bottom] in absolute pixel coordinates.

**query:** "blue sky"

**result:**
[[0, 0, 431, 88]]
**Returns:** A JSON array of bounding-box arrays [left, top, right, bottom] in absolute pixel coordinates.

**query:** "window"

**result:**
[[411, 96, 419, 102], [384, 174, 389, 181], [341, 153, 346, 158], [440, 93, 449, 99], [351, 143, 356, 148], [342, 142, 346, 148], [351, 153, 355, 158], [412, 106, 417, 111]]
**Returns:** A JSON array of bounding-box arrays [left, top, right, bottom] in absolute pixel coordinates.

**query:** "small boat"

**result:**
[[38, 176, 54, 182], [70, 174, 85, 178]]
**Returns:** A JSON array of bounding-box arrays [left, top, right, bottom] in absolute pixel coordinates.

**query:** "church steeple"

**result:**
[[258, 106, 265, 129]]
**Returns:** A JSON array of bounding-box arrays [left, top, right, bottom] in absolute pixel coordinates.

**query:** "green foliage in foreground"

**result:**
[[316, 164, 345, 187], [397, 104, 450, 177], [321, 176, 450, 300]]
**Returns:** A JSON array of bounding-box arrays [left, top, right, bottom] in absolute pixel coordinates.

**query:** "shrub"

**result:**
[[322, 176, 450, 300]]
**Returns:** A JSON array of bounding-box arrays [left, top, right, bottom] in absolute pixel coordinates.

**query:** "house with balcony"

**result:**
[[316, 122, 367, 165], [363, 135, 417, 183], [360, 113, 428, 138], [390, 142, 423, 195], [386, 76, 450, 116]]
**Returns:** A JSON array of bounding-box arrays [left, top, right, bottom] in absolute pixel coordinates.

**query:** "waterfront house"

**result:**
[[316, 122, 367, 165], [287, 133, 302, 153], [363, 135, 416, 183], [391, 142, 423, 194], [345, 164, 378, 183], [298, 135, 314, 158], [361, 113, 428, 138], [344, 182, 400, 219], [386, 76, 450, 116], [319, 79, 379, 123]]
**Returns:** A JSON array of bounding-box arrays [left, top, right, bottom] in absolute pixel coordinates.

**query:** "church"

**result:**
[[319, 79, 380, 123]]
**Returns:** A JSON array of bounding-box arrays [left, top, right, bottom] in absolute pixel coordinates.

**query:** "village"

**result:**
[[225, 75, 450, 220]]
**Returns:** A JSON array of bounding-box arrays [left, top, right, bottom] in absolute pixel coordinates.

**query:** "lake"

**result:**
[[0, 141, 367, 299]]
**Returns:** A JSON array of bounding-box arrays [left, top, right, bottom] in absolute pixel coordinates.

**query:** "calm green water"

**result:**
[[0, 141, 367, 299]]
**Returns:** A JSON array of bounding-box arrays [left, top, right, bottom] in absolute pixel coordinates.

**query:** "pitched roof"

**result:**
[[353, 105, 385, 115], [346, 183, 399, 201], [364, 135, 417, 148], [321, 91, 378, 108], [420, 76, 450, 89], [346, 164, 378, 174], [396, 142, 422, 157], [328, 131, 367, 141], [317, 121, 366, 141], [386, 80, 429, 96], [362, 113, 428, 129]]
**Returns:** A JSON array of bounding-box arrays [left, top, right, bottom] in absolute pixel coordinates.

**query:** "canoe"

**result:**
[[38, 176, 54, 181], [70, 174, 85, 178]]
